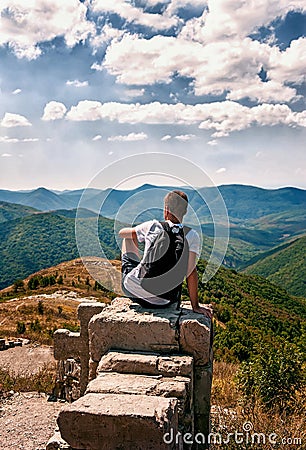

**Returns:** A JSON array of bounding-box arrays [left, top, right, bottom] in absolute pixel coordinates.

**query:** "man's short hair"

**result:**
[[164, 190, 188, 219]]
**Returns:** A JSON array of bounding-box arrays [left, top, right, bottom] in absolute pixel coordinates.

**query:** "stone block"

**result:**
[[157, 355, 193, 377], [194, 365, 213, 438], [46, 431, 71, 449], [77, 302, 105, 339], [53, 330, 81, 360], [89, 298, 180, 362], [98, 351, 193, 378], [98, 351, 159, 375], [0, 339, 5, 350], [58, 393, 178, 450], [179, 305, 212, 366], [86, 372, 190, 401], [89, 358, 98, 381]]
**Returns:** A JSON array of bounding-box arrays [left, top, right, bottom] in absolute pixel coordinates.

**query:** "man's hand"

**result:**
[[192, 305, 213, 319]]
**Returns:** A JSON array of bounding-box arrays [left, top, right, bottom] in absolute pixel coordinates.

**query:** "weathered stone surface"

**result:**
[[58, 393, 178, 450], [194, 364, 213, 438], [179, 304, 212, 366], [86, 372, 190, 400], [53, 297, 214, 448], [46, 431, 71, 449], [89, 298, 180, 362], [53, 330, 80, 360], [98, 351, 193, 378], [98, 351, 159, 375], [77, 301, 105, 339], [89, 358, 98, 381], [157, 355, 193, 377]]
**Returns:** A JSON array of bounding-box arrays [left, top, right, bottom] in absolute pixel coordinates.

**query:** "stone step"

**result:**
[[86, 371, 191, 403], [97, 350, 193, 377], [57, 392, 178, 450]]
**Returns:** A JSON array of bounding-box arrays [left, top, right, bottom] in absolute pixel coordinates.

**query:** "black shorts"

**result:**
[[121, 252, 170, 309]]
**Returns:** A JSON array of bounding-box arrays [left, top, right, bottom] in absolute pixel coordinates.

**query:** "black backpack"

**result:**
[[139, 221, 191, 303]]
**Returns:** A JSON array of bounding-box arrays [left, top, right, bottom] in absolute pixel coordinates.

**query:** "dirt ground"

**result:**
[[0, 392, 63, 450], [0, 345, 64, 450], [0, 345, 54, 375]]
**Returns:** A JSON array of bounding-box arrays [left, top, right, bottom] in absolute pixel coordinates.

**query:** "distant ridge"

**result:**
[[0, 184, 305, 222], [243, 235, 306, 297], [0, 201, 38, 223]]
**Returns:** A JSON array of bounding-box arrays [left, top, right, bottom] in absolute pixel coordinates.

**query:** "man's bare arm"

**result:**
[[186, 252, 212, 319], [119, 228, 139, 256], [118, 228, 137, 239]]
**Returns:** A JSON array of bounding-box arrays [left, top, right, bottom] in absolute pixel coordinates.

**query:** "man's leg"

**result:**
[[121, 233, 140, 298]]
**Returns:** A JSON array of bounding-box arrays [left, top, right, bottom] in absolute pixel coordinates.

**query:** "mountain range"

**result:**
[[0, 184, 305, 222], [0, 184, 305, 295]]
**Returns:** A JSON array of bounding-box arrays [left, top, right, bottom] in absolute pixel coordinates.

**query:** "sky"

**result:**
[[0, 0, 305, 191]]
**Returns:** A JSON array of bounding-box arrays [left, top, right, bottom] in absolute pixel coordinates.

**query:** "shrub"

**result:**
[[13, 279, 25, 293], [16, 321, 26, 334], [237, 341, 304, 412], [37, 300, 44, 315]]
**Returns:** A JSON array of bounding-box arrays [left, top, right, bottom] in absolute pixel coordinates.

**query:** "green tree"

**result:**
[[13, 279, 24, 293]]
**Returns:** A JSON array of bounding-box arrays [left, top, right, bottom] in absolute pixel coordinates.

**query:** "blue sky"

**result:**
[[0, 0, 305, 190]]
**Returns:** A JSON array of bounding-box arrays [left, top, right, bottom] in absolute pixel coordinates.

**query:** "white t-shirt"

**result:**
[[123, 219, 201, 305]]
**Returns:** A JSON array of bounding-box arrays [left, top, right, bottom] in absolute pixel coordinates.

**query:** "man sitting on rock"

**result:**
[[119, 190, 212, 318]]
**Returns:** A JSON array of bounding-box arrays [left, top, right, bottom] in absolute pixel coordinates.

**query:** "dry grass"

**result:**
[[211, 361, 306, 449], [0, 363, 56, 395], [0, 257, 124, 344], [0, 257, 122, 301], [0, 296, 81, 344]]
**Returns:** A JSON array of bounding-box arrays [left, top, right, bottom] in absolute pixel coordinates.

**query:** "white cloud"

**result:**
[[1, 113, 32, 127], [0, 0, 95, 59], [216, 167, 226, 173], [102, 34, 196, 85], [92, 134, 102, 141], [66, 80, 88, 88], [165, 0, 205, 15], [66, 100, 306, 137], [12, 88, 22, 95], [108, 132, 148, 142], [66, 100, 103, 121], [0, 136, 38, 143], [0, 136, 18, 143], [207, 139, 218, 146], [90, 24, 125, 50], [1, 153, 12, 157], [99, 3, 305, 104], [91, 0, 179, 30], [269, 37, 306, 85], [161, 135, 172, 141], [174, 134, 196, 141], [197, 0, 306, 42], [124, 89, 145, 99], [22, 138, 39, 142], [42, 101, 67, 121], [143, 0, 169, 6]]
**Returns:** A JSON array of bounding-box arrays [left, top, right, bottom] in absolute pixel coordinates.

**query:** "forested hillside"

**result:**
[[243, 236, 306, 297]]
